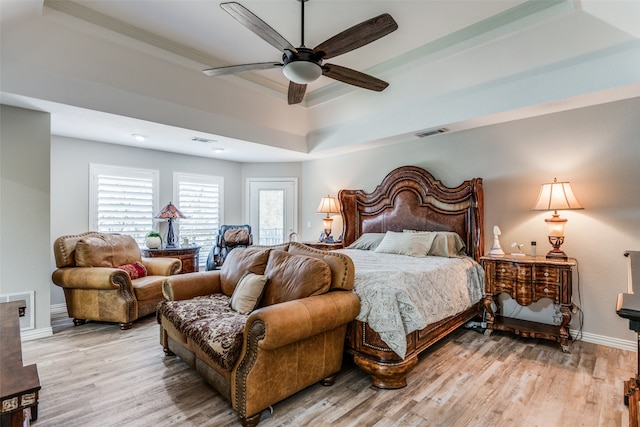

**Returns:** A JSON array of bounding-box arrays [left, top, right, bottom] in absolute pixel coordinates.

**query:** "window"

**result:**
[[174, 172, 223, 269], [90, 164, 158, 246]]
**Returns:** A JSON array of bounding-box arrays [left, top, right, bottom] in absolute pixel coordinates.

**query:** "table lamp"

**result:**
[[155, 202, 186, 248], [531, 178, 583, 259], [317, 196, 340, 242]]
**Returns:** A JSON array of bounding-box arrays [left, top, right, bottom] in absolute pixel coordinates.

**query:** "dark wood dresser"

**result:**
[[141, 246, 201, 273], [1, 300, 41, 426]]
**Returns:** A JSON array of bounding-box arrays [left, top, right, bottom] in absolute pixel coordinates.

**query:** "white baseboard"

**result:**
[[571, 329, 636, 352], [21, 327, 53, 341]]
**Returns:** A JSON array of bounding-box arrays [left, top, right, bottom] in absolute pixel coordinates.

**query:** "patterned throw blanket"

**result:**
[[335, 249, 485, 359]]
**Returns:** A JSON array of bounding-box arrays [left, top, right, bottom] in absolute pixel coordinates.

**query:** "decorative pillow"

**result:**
[[374, 231, 433, 257], [347, 233, 386, 250], [224, 228, 250, 246], [403, 230, 467, 257], [261, 250, 331, 307], [429, 231, 467, 257], [115, 261, 148, 279], [229, 272, 268, 314]]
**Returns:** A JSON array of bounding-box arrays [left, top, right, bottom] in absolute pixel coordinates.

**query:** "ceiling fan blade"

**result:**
[[322, 63, 389, 92], [203, 62, 282, 77], [221, 2, 297, 54], [288, 81, 307, 105], [314, 13, 398, 60]]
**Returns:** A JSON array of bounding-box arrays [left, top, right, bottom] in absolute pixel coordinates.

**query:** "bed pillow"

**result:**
[[403, 230, 467, 257], [229, 272, 268, 315], [347, 233, 386, 250], [429, 231, 467, 257], [374, 231, 434, 257]]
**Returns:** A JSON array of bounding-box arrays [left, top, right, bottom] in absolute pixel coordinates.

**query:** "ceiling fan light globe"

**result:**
[[283, 61, 322, 84]]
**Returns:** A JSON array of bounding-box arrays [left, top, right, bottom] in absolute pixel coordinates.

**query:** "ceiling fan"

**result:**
[[203, 1, 398, 105]]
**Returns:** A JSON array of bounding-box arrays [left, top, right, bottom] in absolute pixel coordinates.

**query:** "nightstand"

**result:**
[[301, 241, 344, 251], [141, 246, 201, 273], [481, 254, 576, 352]]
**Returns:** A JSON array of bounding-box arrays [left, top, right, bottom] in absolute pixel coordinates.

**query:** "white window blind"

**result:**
[[90, 164, 158, 246], [174, 172, 223, 269]]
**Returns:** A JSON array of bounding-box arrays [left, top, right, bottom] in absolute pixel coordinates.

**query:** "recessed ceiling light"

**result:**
[[213, 147, 226, 153], [132, 134, 147, 141]]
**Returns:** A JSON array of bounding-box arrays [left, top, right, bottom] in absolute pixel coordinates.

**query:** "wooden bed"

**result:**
[[338, 165, 485, 389]]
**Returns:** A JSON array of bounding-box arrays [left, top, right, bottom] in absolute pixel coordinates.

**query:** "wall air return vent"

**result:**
[[415, 128, 449, 138]]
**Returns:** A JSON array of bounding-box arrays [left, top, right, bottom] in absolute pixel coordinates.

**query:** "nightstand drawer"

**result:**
[[495, 280, 515, 295], [533, 266, 559, 285], [494, 262, 516, 281], [534, 283, 559, 302]]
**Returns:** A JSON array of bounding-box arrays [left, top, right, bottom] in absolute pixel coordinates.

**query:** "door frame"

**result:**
[[246, 177, 298, 244]]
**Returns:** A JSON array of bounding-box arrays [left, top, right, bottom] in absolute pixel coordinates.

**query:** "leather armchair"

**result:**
[[52, 232, 181, 329], [159, 242, 360, 426], [206, 224, 253, 270]]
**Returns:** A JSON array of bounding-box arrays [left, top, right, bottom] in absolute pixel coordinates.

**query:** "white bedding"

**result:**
[[335, 248, 485, 359]]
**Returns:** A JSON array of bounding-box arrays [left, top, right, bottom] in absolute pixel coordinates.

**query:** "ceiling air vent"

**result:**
[[191, 137, 216, 143], [415, 128, 449, 138]]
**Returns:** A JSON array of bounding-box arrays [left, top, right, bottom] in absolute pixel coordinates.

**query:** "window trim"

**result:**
[[173, 171, 224, 269], [89, 163, 159, 241]]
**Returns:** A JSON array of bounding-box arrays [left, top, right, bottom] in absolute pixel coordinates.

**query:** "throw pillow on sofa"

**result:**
[[229, 272, 268, 314], [261, 250, 332, 306], [115, 261, 148, 279]]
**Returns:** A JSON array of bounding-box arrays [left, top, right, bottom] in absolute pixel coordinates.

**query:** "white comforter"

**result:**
[[335, 249, 485, 359]]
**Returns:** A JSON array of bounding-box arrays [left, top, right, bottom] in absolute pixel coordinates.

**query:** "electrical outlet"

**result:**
[[306, 221, 311, 228], [572, 302, 580, 314]]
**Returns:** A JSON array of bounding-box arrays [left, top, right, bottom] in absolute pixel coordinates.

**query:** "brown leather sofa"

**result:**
[[52, 232, 182, 329], [158, 242, 360, 426]]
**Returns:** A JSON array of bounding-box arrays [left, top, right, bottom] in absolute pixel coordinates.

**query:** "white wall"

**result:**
[[0, 105, 51, 337], [300, 97, 640, 346]]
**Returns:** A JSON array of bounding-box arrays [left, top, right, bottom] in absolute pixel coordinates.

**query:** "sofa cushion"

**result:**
[[220, 247, 271, 296], [261, 250, 332, 307], [116, 261, 147, 279], [229, 272, 268, 315], [131, 275, 165, 301], [158, 295, 247, 370], [75, 234, 141, 267]]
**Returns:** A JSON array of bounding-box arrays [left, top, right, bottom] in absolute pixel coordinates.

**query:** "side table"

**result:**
[[481, 254, 576, 352], [141, 246, 201, 274]]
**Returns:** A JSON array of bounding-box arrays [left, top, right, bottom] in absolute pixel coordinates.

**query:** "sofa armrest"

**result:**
[[162, 271, 222, 301], [52, 267, 132, 291], [141, 257, 182, 276], [247, 290, 360, 351]]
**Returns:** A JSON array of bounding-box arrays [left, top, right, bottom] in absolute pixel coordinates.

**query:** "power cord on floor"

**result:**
[[571, 258, 584, 342]]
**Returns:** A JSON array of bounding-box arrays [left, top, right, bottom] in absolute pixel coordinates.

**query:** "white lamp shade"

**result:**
[[532, 179, 583, 212], [283, 61, 322, 84], [317, 196, 340, 215]]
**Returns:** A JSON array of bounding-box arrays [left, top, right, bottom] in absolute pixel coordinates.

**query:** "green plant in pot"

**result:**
[[145, 231, 163, 249]]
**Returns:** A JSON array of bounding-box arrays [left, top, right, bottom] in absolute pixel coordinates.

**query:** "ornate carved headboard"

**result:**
[[338, 166, 485, 262]]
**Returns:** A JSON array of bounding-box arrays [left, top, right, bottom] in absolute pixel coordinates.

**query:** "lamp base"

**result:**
[[546, 249, 568, 260], [546, 236, 568, 259]]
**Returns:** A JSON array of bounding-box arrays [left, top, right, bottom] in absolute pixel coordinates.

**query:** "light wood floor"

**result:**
[[21, 312, 635, 427]]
